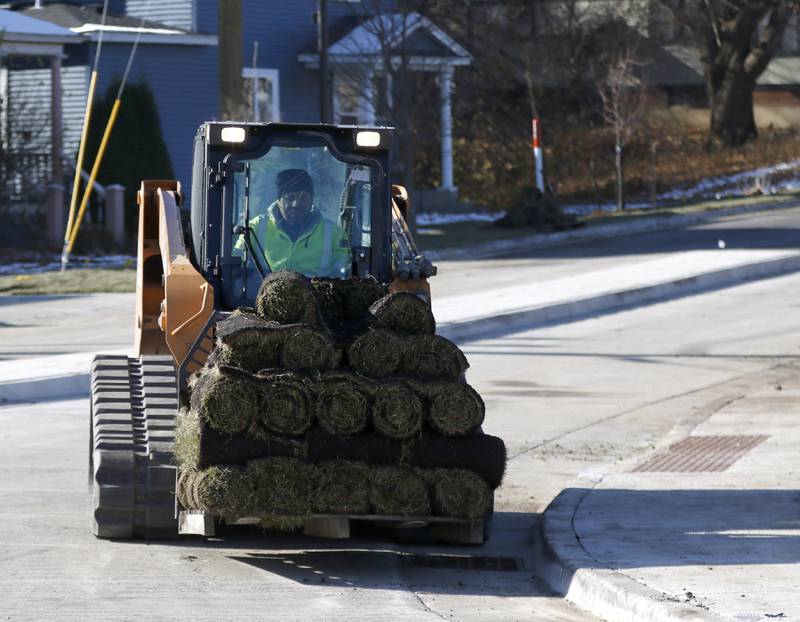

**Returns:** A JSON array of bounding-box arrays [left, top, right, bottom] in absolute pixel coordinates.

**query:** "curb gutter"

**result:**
[[439, 253, 800, 343], [536, 483, 726, 622], [427, 199, 800, 262]]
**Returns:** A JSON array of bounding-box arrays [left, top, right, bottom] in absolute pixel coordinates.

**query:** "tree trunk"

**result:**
[[708, 71, 757, 147]]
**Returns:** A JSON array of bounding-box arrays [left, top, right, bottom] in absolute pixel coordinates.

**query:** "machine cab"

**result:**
[[190, 122, 394, 311]]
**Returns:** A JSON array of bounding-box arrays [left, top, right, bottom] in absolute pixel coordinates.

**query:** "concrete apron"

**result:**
[[538, 364, 800, 622], [4, 251, 800, 404]]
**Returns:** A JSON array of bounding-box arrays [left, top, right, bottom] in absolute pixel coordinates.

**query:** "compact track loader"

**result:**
[[90, 122, 456, 540]]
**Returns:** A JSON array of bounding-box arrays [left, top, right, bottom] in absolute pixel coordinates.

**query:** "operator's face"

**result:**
[[277, 190, 313, 227]]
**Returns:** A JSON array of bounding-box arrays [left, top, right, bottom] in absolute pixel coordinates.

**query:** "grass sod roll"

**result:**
[[279, 324, 342, 371], [255, 270, 322, 326], [213, 312, 283, 372], [176, 411, 304, 468], [424, 468, 492, 519], [400, 335, 469, 381], [189, 366, 259, 435], [347, 329, 404, 379], [369, 292, 436, 336], [312, 461, 371, 514], [247, 457, 319, 517], [174, 409, 201, 469], [188, 466, 254, 517], [176, 469, 194, 509], [253, 371, 313, 437], [306, 429, 507, 490], [314, 372, 374, 435], [372, 380, 424, 440], [412, 381, 485, 436], [311, 277, 388, 325], [370, 466, 431, 516]]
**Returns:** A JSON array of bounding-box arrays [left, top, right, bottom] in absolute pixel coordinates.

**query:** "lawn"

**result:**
[[0, 269, 136, 295]]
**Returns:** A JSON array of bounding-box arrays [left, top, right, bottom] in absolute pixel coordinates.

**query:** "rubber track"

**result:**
[[91, 354, 178, 538]]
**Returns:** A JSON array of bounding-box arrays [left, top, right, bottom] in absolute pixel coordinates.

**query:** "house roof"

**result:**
[[17, 3, 216, 45], [0, 7, 80, 43], [299, 12, 471, 69]]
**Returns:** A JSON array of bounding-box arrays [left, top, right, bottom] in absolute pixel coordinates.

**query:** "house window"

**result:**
[[242, 68, 280, 122], [333, 69, 376, 126]]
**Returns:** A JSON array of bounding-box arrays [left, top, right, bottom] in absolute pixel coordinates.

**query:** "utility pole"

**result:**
[[317, 0, 331, 123], [219, 0, 244, 120]]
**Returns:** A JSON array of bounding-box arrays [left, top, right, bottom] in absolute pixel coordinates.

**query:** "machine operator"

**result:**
[[237, 168, 351, 278]]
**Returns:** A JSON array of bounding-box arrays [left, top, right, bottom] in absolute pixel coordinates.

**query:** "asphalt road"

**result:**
[[433, 204, 800, 299], [3, 270, 800, 620], [1, 206, 798, 361]]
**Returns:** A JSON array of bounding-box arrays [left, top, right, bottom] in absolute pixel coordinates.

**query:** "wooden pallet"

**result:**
[[178, 510, 491, 544]]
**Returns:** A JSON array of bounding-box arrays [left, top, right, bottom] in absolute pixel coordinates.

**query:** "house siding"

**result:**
[[6, 63, 87, 159], [7, 65, 52, 153], [62, 65, 90, 157], [125, 0, 196, 31], [90, 41, 219, 191]]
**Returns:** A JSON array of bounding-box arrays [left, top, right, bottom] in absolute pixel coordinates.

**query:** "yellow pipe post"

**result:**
[[65, 97, 122, 256], [60, 70, 98, 267]]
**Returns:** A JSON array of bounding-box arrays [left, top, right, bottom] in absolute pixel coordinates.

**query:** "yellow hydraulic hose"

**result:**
[[65, 97, 121, 255]]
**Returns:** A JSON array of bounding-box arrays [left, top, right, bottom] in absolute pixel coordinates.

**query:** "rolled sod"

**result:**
[[213, 312, 283, 372], [369, 292, 435, 336], [174, 409, 201, 469], [307, 429, 507, 490], [253, 371, 313, 437], [400, 335, 469, 381], [346, 329, 404, 378], [176, 468, 194, 509], [413, 381, 485, 436], [312, 461, 371, 514], [189, 365, 259, 435], [425, 468, 492, 519], [370, 466, 431, 516], [371, 380, 424, 440], [279, 324, 341, 371], [311, 277, 388, 325], [314, 372, 374, 435], [176, 411, 304, 468], [247, 457, 318, 516], [181, 466, 253, 516], [255, 270, 322, 326]]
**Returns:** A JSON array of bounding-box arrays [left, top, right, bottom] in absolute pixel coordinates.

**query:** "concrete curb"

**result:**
[[5, 248, 800, 404], [0, 372, 89, 405], [439, 253, 800, 343], [427, 199, 800, 262], [536, 482, 726, 622], [0, 350, 126, 405]]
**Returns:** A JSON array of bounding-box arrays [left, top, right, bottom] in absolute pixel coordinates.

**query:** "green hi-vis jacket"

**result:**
[[237, 205, 351, 277]]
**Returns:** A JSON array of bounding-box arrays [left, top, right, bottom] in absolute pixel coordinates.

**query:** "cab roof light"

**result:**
[[221, 126, 246, 143], [355, 130, 382, 148]]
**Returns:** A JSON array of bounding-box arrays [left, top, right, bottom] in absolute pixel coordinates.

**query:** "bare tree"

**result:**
[[334, 1, 441, 198], [594, 44, 646, 211], [660, 0, 795, 147]]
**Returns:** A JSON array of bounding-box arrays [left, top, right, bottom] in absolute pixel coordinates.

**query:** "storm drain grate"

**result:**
[[633, 435, 768, 473], [400, 554, 523, 572]]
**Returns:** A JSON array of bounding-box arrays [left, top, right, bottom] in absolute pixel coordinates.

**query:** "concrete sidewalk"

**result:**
[[539, 364, 800, 622]]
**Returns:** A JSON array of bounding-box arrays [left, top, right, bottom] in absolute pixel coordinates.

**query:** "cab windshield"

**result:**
[[230, 137, 374, 298]]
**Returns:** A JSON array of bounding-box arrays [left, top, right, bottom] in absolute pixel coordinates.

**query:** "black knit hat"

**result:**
[[276, 169, 314, 198]]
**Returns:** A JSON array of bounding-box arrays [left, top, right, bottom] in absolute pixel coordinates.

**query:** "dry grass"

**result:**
[[0, 269, 135, 295]]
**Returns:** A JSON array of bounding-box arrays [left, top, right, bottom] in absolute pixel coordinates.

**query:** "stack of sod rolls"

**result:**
[[175, 270, 507, 528]]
